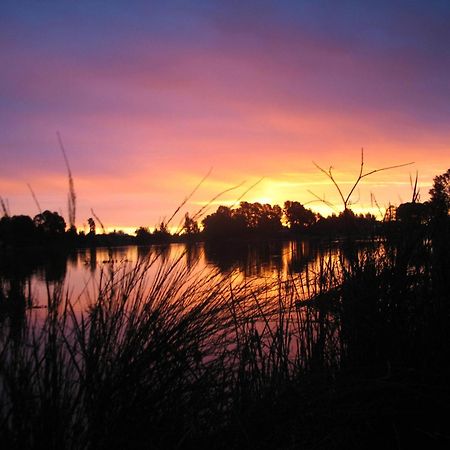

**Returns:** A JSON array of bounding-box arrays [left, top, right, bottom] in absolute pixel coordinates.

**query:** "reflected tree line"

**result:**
[[0, 237, 326, 336], [203, 239, 322, 277], [0, 239, 332, 348]]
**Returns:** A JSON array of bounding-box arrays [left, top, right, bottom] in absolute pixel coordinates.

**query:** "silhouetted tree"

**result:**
[[235, 202, 261, 230], [233, 202, 283, 233], [152, 222, 171, 242], [284, 201, 316, 230], [87, 217, 96, 235], [396, 202, 430, 225], [202, 206, 241, 239], [257, 203, 283, 233], [203, 202, 284, 238], [33, 210, 66, 238], [182, 213, 200, 236], [135, 227, 152, 244], [429, 168, 450, 217], [0, 215, 35, 246]]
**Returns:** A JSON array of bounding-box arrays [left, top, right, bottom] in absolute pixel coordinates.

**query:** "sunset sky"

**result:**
[[1, 0, 449, 233]]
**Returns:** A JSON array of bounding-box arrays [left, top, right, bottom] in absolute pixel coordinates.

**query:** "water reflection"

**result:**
[[204, 240, 321, 278], [0, 240, 341, 319], [0, 241, 347, 373], [0, 248, 71, 340], [0, 247, 70, 284]]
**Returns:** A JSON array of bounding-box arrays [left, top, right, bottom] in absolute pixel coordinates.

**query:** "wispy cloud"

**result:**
[[1, 1, 449, 228]]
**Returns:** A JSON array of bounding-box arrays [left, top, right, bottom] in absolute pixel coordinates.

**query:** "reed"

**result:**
[[1, 226, 449, 449]]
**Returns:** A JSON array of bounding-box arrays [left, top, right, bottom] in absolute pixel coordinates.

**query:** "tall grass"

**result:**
[[1, 228, 449, 449]]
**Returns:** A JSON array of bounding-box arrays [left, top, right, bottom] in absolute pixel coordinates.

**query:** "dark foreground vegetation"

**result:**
[[0, 168, 449, 449]]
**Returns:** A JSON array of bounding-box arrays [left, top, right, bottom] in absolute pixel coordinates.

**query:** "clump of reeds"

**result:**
[[1, 227, 450, 449], [0, 249, 268, 448]]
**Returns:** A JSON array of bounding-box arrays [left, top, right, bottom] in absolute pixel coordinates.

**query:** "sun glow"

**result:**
[[249, 196, 273, 205], [1, 2, 448, 229]]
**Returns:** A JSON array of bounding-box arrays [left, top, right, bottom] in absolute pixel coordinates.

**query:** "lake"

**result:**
[[1, 240, 345, 310], [1, 235, 446, 450]]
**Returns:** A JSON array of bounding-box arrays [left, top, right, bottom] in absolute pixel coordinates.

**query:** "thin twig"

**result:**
[[313, 163, 346, 207], [305, 190, 339, 213], [313, 148, 414, 212]]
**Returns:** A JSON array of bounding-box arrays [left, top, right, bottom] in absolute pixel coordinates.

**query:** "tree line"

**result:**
[[1, 169, 449, 247]]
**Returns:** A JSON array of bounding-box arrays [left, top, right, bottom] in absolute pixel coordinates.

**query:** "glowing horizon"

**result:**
[[1, 1, 449, 232]]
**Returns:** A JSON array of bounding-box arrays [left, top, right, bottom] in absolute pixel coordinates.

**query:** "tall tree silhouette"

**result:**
[[429, 168, 450, 217]]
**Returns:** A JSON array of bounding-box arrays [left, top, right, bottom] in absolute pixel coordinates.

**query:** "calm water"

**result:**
[[1, 239, 358, 375], [0, 240, 352, 310]]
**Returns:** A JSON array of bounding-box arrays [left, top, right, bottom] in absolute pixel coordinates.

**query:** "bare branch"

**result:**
[[348, 189, 360, 207], [305, 190, 340, 213], [313, 162, 346, 206], [358, 147, 364, 179], [315, 148, 414, 212], [359, 162, 414, 180]]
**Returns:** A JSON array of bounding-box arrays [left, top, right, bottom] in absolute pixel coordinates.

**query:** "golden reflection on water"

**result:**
[[2, 240, 359, 371], [19, 240, 354, 312]]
